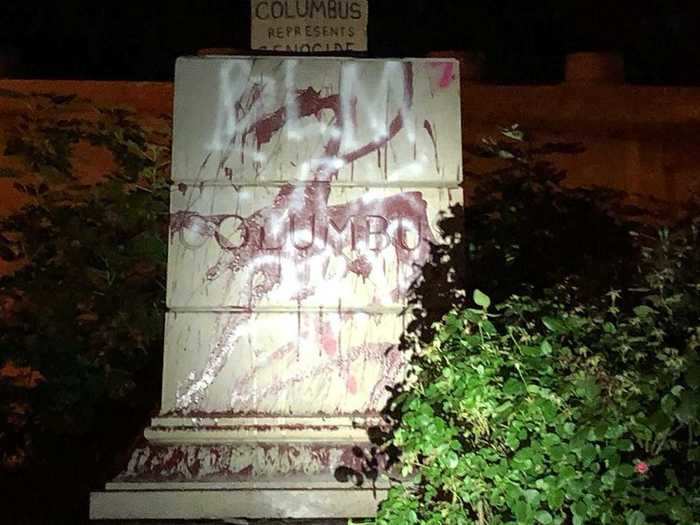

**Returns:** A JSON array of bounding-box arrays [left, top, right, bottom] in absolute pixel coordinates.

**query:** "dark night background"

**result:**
[[1, 1, 700, 524], [0, 0, 699, 84]]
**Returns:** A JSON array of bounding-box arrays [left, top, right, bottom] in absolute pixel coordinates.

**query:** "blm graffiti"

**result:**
[[167, 59, 458, 414]]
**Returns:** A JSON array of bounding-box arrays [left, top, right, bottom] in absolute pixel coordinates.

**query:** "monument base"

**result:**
[[91, 486, 386, 520], [90, 416, 389, 520]]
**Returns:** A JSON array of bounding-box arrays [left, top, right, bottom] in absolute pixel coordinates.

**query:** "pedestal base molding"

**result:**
[[91, 417, 389, 520]]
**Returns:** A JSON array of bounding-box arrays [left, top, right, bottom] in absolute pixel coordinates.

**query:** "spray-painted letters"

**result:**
[[165, 57, 461, 414]]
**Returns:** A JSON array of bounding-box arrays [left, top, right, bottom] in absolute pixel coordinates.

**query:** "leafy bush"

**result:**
[[407, 126, 641, 350], [361, 131, 700, 524], [0, 90, 170, 520]]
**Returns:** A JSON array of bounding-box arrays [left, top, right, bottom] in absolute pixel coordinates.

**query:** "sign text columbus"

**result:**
[[251, 0, 368, 52]]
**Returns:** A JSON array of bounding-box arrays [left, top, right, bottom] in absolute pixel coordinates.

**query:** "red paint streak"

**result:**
[[423, 119, 436, 146], [221, 63, 414, 182], [439, 62, 455, 87], [343, 111, 404, 165], [225, 334, 406, 412], [249, 87, 340, 150], [430, 61, 455, 88], [121, 443, 373, 482], [423, 119, 440, 171], [347, 255, 372, 280]]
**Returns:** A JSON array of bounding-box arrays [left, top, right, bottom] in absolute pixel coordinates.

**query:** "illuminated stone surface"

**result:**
[[91, 56, 462, 520]]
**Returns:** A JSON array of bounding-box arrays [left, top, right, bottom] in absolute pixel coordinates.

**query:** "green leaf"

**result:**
[[524, 345, 543, 357], [626, 510, 646, 525], [604, 424, 626, 440], [633, 305, 655, 318], [618, 464, 634, 477], [480, 319, 498, 334], [540, 340, 552, 355], [542, 317, 565, 332], [535, 511, 553, 524], [524, 489, 540, 505], [444, 451, 459, 469], [506, 433, 520, 449], [546, 489, 564, 509], [513, 501, 530, 522], [504, 378, 525, 396], [575, 377, 601, 401], [615, 439, 634, 452], [473, 289, 491, 309], [581, 444, 597, 464], [661, 394, 677, 415], [572, 501, 587, 517], [548, 445, 566, 461], [538, 400, 558, 422]]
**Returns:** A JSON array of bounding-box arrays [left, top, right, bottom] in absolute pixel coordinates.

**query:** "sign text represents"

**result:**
[[251, 0, 368, 53]]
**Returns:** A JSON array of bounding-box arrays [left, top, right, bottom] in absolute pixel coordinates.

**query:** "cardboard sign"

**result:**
[[251, 0, 368, 53]]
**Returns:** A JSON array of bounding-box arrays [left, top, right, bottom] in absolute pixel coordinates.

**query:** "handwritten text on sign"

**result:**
[[251, 0, 368, 52]]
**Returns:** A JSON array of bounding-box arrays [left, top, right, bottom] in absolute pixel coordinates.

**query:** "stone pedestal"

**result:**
[[91, 56, 462, 520]]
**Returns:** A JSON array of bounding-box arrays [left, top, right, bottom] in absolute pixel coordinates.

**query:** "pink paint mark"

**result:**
[[219, 328, 405, 413], [346, 375, 358, 395], [347, 255, 372, 280], [431, 61, 455, 88], [320, 324, 337, 357]]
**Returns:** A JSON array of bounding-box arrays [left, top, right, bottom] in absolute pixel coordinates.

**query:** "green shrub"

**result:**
[[357, 127, 700, 524], [362, 221, 700, 524], [407, 125, 640, 351], [0, 90, 170, 520]]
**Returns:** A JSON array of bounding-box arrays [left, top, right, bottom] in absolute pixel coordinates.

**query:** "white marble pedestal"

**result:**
[[91, 55, 462, 520]]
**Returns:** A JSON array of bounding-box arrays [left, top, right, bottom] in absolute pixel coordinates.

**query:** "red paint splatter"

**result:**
[[346, 375, 358, 394], [320, 325, 337, 357], [173, 62, 425, 410], [120, 443, 379, 482], [347, 255, 372, 280]]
